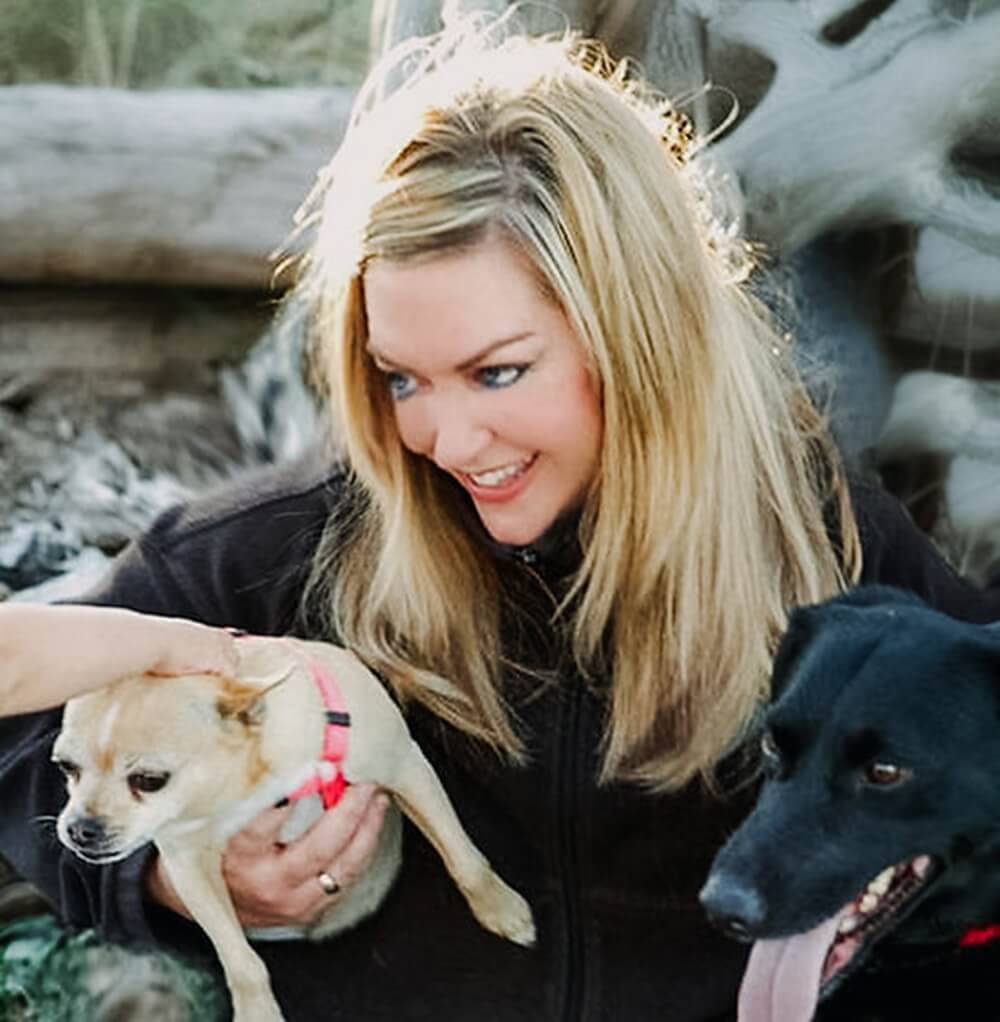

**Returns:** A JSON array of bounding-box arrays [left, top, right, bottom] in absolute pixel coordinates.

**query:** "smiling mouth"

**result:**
[[462, 454, 537, 490], [738, 854, 938, 1021]]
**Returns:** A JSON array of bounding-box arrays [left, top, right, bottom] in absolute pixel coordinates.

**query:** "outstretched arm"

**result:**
[[0, 604, 238, 715]]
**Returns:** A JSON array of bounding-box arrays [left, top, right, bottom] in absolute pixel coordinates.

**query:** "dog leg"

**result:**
[[157, 840, 285, 1022], [389, 742, 536, 946]]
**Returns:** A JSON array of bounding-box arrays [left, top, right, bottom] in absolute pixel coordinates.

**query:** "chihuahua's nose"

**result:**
[[67, 816, 107, 850], [699, 874, 765, 943]]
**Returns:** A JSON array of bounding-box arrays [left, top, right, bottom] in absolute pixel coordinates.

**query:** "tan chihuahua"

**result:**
[[53, 635, 535, 1022]]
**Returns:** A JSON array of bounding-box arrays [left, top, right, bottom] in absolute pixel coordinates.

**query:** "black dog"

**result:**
[[701, 585, 1000, 1021]]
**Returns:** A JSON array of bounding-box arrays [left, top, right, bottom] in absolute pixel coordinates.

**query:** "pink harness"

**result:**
[[288, 659, 351, 809]]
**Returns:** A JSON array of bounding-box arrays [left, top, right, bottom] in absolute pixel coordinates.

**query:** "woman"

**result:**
[[2, 23, 997, 1022]]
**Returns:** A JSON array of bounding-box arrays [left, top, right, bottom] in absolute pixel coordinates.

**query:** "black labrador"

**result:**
[[701, 585, 1000, 1021]]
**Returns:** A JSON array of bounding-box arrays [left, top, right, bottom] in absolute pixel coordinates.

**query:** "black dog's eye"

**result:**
[[760, 730, 783, 775], [53, 759, 80, 783], [862, 761, 912, 787], [127, 772, 170, 795]]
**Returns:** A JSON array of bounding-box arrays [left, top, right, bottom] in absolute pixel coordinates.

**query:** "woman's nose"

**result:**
[[427, 397, 492, 471]]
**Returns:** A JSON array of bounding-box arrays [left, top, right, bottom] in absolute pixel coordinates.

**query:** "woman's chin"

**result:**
[[478, 512, 550, 548]]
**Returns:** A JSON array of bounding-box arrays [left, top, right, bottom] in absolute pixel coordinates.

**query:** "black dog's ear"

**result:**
[[771, 587, 928, 700], [771, 602, 827, 700]]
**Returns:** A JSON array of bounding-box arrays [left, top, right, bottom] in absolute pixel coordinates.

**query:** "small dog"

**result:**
[[53, 635, 535, 1022], [700, 586, 1000, 1022]]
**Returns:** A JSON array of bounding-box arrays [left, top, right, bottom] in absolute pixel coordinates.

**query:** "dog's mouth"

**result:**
[[818, 854, 936, 993], [738, 854, 937, 1022], [68, 846, 134, 865]]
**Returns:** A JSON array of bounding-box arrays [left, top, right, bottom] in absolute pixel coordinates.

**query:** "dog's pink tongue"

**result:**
[[737, 912, 844, 1022]]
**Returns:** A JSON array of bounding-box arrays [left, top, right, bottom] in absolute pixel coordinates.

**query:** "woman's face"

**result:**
[[364, 237, 603, 546]]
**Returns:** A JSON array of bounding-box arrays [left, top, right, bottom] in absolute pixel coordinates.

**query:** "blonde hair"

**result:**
[[298, 21, 861, 790]]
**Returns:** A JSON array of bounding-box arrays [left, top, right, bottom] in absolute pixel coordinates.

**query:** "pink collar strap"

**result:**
[[288, 658, 351, 809]]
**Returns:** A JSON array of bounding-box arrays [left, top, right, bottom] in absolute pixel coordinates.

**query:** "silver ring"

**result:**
[[316, 870, 340, 896]]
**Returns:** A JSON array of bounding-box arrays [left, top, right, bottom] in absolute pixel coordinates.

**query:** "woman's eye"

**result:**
[[476, 364, 527, 389], [384, 370, 417, 401]]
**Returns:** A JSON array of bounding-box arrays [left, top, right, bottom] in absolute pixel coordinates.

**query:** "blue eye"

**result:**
[[476, 364, 528, 389], [384, 370, 417, 401]]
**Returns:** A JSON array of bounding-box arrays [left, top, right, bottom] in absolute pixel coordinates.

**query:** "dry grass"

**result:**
[[0, 0, 374, 88]]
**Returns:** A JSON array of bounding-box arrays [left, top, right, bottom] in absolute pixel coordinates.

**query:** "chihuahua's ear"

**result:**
[[216, 678, 270, 728], [215, 668, 293, 728]]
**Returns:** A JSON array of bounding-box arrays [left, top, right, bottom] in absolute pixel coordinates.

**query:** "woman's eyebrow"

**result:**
[[367, 332, 535, 371]]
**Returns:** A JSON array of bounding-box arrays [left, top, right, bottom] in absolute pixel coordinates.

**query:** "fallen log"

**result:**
[[0, 85, 354, 288], [0, 287, 268, 379]]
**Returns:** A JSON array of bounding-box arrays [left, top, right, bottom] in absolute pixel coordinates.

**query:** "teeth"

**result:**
[[912, 855, 932, 878], [469, 459, 531, 487], [858, 892, 879, 913], [838, 914, 861, 935], [867, 865, 895, 897]]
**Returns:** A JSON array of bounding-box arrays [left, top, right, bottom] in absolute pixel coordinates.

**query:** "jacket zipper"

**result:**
[[515, 553, 586, 1019]]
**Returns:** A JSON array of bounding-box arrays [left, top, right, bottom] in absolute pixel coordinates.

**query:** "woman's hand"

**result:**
[[139, 614, 239, 679], [146, 783, 391, 927]]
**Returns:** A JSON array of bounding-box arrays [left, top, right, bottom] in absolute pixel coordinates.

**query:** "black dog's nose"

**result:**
[[67, 816, 106, 849], [699, 875, 765, 943]]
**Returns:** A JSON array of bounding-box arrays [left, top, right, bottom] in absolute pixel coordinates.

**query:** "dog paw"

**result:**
[[469, 874, 537, 947]]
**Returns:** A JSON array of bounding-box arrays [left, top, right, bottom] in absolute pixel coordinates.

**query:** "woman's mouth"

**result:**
[[460, 455, 538, 502]]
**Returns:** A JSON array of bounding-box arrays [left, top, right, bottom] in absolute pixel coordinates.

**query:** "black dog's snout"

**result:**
[[66, 816, 107, 849], [699, 874, 766, 943]]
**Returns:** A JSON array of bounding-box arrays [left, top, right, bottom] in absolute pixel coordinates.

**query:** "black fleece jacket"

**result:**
[[2, 453, 999, 1022]]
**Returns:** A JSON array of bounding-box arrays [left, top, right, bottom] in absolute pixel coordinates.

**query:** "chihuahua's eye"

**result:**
[[127, 771, 170, 795], [53, 759, 80, 783], [862, 761, 912, 788]]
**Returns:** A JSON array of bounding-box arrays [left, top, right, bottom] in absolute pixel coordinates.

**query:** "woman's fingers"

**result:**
[[280, 784, 380, 879], [147, 617, 239, 678], [220, 785, 391, 928], [292, 789, 392, 918], [227, 803, 293, 851]]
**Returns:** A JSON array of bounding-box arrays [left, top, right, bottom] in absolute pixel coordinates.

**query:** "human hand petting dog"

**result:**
[[146, 783, 391, 929], [0, 604, 238, 716]]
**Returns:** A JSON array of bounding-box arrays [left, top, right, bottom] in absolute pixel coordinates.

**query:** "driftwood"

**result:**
[[0, 85, 354, 288], [3, 5, 997, 286], [0, 288, 268, 378], [896, 230, 1000, 355], [694, 0, 1000, 258]]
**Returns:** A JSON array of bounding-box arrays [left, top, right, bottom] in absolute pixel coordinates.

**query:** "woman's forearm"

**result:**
[[0, 604, 237, 715]]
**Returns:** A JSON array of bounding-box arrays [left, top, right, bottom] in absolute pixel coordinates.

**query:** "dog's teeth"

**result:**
[[838, 914, 861, 935], [912, 855, 932, 878], [867, 866, 895, 897], [858, 892, 880, 913]]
